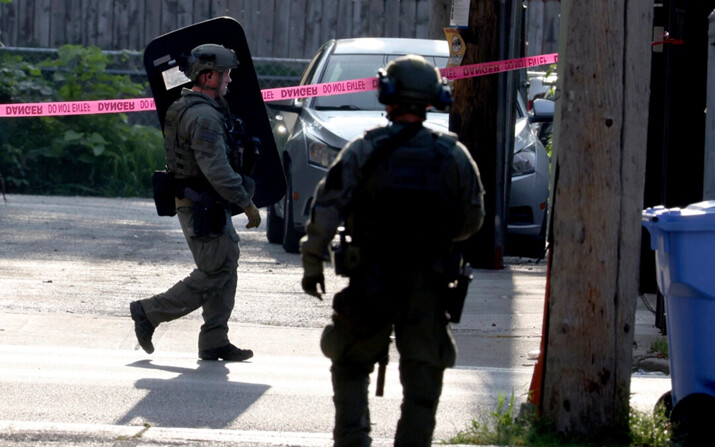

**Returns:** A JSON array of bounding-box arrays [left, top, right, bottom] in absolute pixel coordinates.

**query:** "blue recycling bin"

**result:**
[[642, 201, 715, 408]]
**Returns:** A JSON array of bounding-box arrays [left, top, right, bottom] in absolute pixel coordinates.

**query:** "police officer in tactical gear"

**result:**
[[301, 55, 485, 447], [130, 44, 260, 362]]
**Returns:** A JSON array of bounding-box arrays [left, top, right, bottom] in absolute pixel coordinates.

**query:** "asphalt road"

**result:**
[[0, 194, 670, 446], [0, 194, 546, 367]]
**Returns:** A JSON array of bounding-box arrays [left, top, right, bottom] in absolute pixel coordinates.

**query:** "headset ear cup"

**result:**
[[377, 69, 397, 105], [432, 81, 453, 110]]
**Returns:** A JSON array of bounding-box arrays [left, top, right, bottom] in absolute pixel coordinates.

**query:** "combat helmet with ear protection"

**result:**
[[377, 54, 452, 111], [183, 44, 239, 83]]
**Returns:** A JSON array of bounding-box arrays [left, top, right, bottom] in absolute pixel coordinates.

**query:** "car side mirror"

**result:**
[[531, 98, 554, 123], [266, 99, 303, 114]]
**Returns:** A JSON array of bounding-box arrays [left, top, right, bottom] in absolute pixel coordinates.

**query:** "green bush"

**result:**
[[0, 45, 164, 197]]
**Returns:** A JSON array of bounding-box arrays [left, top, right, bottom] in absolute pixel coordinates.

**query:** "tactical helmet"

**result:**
[[377, 55, 452, 111], [184, 44, 239, 82]]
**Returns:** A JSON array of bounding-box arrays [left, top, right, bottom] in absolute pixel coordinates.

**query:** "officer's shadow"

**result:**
[[117, 359, 269, 429]]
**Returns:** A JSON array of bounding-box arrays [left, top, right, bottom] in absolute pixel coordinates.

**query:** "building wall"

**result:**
[[0, 0, 433, 58], [526, 0, 560, 57], [0, 0, 559, 59]]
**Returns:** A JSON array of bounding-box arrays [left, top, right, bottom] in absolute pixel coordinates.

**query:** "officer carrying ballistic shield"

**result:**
[[301, 55, 485, 447], [130, 44, 260, 362]]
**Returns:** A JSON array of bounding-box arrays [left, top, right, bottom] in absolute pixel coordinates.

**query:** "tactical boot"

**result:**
[[130, 301, 155, 354], [199, 343, 253, 362]]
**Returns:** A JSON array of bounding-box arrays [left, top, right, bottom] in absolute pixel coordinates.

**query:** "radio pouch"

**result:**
[[152, 169, 177, 216]]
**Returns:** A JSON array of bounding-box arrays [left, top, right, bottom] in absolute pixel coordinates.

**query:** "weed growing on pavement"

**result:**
[[445, 391, 526, 445], [649, 337, 669, 359], [445, 395, 672, 446], [629, 403, 671, 447], [116, 422, 151, 441]]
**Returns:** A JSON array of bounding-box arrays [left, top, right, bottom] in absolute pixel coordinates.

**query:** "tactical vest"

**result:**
[[349, 126, 458, 265], [163, 94, 227, 181]]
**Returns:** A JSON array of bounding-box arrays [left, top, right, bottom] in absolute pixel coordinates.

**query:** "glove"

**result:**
[[302, 273, 325, 300], [244, 203, 261, 229]]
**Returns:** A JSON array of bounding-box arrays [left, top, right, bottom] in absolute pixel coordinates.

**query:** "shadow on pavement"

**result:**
[[118, 359, 269, 429]]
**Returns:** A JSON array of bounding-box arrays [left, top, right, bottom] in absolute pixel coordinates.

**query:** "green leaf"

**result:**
[[64, 130, 84, 142], [88, 132, 107, 145], [91, 144, 105, 157], [88, 132, 107, 156]]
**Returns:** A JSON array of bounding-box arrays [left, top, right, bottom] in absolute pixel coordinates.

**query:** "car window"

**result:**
[[300, 44, 329, 86], [313, 54, 385, 111], [313, 54, 449, 112], [321, 54, 388, 83]]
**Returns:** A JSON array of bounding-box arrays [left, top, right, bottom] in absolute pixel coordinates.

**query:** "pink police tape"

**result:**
[[0, 53, 557, 118], [1, 98, 157, 118], [261, 52, 558, 102]]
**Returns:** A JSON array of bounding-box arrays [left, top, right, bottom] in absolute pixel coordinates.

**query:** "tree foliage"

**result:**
[[0, 45, 164, 197]]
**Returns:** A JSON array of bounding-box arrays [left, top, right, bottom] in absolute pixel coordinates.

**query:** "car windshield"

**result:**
[[313, 54, 449, 112]]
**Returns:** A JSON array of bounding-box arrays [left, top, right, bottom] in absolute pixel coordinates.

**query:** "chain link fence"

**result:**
[[0, 46, 308, 127], [0, 46, 308, 87]]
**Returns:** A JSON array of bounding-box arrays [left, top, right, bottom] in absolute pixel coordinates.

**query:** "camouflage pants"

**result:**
[[140, 205, 240, 351], [320, 273, 456, 447]]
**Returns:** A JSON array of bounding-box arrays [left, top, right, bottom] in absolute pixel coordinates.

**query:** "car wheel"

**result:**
[[282, 177, 302, 254], [525, 212, 548, 259], [266, 202, 284, 244], [507, 212, 548, 259]]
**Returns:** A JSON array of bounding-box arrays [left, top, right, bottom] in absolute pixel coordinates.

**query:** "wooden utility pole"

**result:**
[[449, 0, 502, 269], [535, 0, 652, 437]]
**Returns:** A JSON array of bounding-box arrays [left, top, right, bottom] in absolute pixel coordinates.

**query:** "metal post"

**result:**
[[495, 0, 520, 265], [705, 9, 715, 200]]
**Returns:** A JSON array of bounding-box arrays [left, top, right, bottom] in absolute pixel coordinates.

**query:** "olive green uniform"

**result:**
[[302, 123, 485, 447], [138, 88, 254, 352]]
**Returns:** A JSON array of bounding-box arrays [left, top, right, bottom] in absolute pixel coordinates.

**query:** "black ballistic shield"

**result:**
[[143, 17, 286, 209]]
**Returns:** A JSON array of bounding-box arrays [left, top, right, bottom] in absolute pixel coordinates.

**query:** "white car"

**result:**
[[266, 38, 551, 257]]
